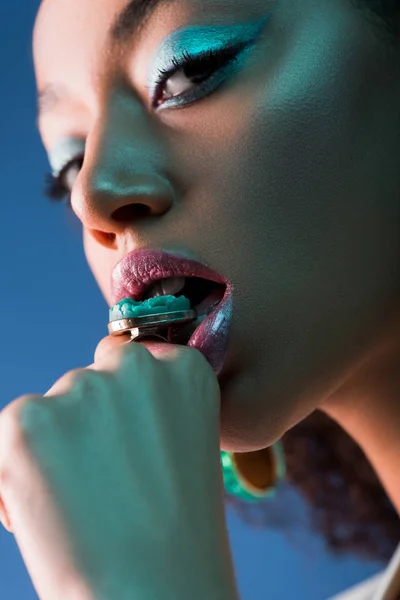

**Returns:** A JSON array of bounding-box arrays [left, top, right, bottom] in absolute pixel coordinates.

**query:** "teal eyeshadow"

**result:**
[[47, 15, 270, 170], [147, 14, 271, 96], [48, 138, 85, 176]]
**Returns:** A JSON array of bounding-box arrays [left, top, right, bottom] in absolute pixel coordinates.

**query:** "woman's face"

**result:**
[[33, 0, 400, 452]]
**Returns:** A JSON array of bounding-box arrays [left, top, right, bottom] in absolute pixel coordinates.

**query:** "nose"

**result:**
[[71, 95, 176, 247], [74, 170, 175, 243]]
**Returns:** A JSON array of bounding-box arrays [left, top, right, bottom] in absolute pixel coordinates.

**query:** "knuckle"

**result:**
[[0, 394, 40, 431], [45, 368, 109, 406], [68, 368, 108, 399], [121, 340, 154, 365], [69, 367, 96, 385], [63, 368, 100, 393], [47, 367, 87, 397], [0, 394, 41, 459]]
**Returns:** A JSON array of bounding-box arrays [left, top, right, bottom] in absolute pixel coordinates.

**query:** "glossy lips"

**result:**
[[111, 249, 233, 376], [186, 283, 233, 376]]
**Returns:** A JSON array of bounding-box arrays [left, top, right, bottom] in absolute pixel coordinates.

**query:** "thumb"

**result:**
[[93, 334, 181, 367], [93, 333, 132, 365]]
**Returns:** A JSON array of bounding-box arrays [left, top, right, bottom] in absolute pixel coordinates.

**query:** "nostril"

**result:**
[[112, 203, 150, 222], [89, 229, 117, 247]]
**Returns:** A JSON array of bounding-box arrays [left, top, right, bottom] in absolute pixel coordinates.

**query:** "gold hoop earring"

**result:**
[[221, 441, 286, 502]]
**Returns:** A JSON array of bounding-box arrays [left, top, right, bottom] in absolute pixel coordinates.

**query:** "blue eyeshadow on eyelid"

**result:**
[[147, 14, 271, 95], [47, 14, 271, 170], [48, 138, 85, 175]]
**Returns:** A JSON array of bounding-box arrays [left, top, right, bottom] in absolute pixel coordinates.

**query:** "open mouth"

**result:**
[[178, 277, 226, 314], [110, 250, 232, 369], [109, 277, 227, 346], [142, 276, 226, 316], [159, 278, 226, 345]]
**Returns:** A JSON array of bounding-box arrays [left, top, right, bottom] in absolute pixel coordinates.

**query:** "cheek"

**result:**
[[83, 230, 113, 305], [206, 23, 400, 450]]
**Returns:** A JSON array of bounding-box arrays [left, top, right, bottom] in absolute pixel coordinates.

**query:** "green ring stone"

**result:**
[[109, 295, 191, 322]]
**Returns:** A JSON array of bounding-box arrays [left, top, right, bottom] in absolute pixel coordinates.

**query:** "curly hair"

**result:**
[[224, 410, 400, 564]]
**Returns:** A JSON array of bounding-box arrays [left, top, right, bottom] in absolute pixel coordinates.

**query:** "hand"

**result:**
[[0, 336, 238, 600]]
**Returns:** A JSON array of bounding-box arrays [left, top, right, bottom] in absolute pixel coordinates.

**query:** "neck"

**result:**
[[320, 322, 400, 516]]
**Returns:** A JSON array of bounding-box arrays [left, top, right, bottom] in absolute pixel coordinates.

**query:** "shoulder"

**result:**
[[327, 571, 385, 600], [327, 543, 400, 600]]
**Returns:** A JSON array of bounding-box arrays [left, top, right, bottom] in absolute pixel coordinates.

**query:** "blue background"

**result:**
[[0, 2, 385, 598]]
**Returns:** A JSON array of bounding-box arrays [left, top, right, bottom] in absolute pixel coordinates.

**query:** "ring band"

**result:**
[[108, 308, 286, 502], [108, 309, 198, 343]]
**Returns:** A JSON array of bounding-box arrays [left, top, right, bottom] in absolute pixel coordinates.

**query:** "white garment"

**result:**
[[327, 543, 400, 600]]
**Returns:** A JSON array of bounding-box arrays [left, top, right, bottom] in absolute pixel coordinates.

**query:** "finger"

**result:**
[[93, 335, 183, 369], [135, 339, 182, 361], [42, 336, 132, 397], [0, 396, 35, 535], [45, 338, 183, 397], [93, 333, 132, 365], [44, 368, 88, 397]]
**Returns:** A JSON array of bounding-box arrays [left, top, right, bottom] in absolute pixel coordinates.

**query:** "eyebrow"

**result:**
[[110, 0, 173, 44], [36, 0, 174, 121]]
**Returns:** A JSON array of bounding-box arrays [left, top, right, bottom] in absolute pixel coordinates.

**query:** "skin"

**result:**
[[33, 0, 400, 515]]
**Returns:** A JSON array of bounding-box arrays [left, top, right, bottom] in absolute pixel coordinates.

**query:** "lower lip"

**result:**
[[187, 284, 233, 377]]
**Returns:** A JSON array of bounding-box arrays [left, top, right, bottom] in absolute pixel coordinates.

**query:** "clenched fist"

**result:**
[[0, 336, 238, 600]]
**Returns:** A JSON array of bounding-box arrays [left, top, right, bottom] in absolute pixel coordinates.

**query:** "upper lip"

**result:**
[[111, 249, 229, 306]]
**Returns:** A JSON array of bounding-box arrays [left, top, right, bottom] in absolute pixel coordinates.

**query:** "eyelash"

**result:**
[[43, 160, 83, 210], [43, 42, 245, 208], [151, 43, 243, 108]]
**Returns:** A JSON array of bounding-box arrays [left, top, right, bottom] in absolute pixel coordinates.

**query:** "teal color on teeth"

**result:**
[[109, 295, 191, 322]]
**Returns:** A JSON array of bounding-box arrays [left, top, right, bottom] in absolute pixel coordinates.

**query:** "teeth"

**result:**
[[143, 276, 186, 300]]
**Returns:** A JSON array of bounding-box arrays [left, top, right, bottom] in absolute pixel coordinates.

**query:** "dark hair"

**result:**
[[224, 410, 400, 563], [355, 0, 400, 36]]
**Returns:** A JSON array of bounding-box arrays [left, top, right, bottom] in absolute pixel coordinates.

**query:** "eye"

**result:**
[[151, 41, 252, 110], [42, 43, 253, 205], [43, 155, 84, 208]]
